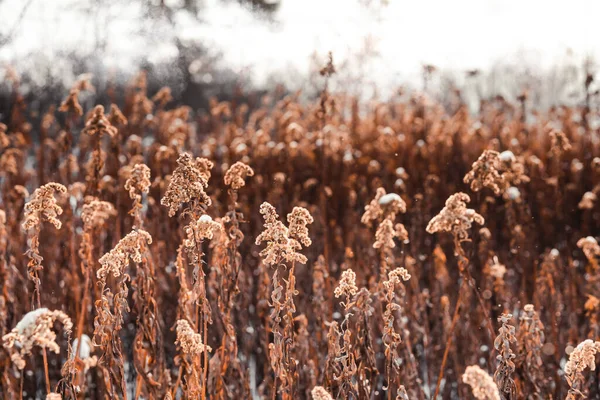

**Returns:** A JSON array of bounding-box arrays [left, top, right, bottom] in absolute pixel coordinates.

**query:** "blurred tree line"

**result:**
[[0, 0, 280, 129]]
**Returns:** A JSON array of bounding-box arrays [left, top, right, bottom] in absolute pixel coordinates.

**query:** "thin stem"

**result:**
[[42, 349, 51, 394], [202, 317, 209, 400], [433, 278, 465, 399]]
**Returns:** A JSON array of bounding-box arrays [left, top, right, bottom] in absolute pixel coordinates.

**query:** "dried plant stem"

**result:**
[[202, 315, 209, 400], [463, 267, 496, 342], [191, 219, 209, 400], [42, 349, 51, 394], [74, 274, 89, 360], [433, 278, 465, 399]]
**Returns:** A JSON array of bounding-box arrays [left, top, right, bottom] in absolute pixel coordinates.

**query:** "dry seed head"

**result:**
[[426, 192, 484, 242], [108, 104, 128, 127], [256, 202, 312, 266], [152, 87, 173, 107], [464, 150, 505, 195], [494, 313, 517, 396], [462, 365, 501, 400], [579, 191, 597, 210], [256, 202, 292, 266], [0, 123, 8, 148], [46, 393, 62, 400], [73, 73, 95, 92], [319, 51, 336, 77], [465, 150, 529, 195], [373, 219, 408, 249], [287, 206, 314, 247], [564, 339, 600, 377], [82, 105, 118, 138], [81, 200, 115, 231], [577, 236, 600, 262], [382, 267, 411, 294], [97, 229, 152, 280], [311, 386, 333, 400], [489, 259, 507, 280], [0, 148, 23, 176], [585, 295, 599, 313], [22, 182, 67, 231], [175, 319, 212, 354], [58, 89, 83, 116], [124, 163, 151, 200], [161, 152, 213, 217], [550, 129, 571, 155], [224, 161, 254, 190], [334, 269, 358, 299], [184, 214, 223, 249], [388, 267, 411, 284], [2, 308, 73, 370], [362, 187, 406, 226]]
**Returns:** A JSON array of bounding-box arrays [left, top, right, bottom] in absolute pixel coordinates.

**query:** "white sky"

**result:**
[[0, 0, 598, 91]]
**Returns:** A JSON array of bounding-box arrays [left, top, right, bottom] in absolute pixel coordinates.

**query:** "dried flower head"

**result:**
[[550, 129, 572, 155], [82, 105, 118, 137], [464, 150, 505, 195], [224, 161, 254, 190], [494, 313, 517, 397], [108, 104, 128, 127], [0, 148, 23, 176], [124, 163, 151, 200], [73, 73, 95, 92], [585, 295, 599, 314], [97, 229, 152, 280], [287, 206, 314, 247], [373, 219, 408, 249], [162, 152, 213, 217], [184, 214, 223, 253], [489, 260, 507, 280], [22, 183, 67, 231], [334, 269, 358, 299], [46, 393, 62, 400], [81, 200, 116, 231], [462, 365, 500, 400], [0, 125, 9, 150], [58, 89, 83, 116], [465, 150, 529, 195], [564, 339, 600, 378], [320, 52, 336, 77], [363, 188, 409, 253], [516, 303, 545, 381], [388, 267, 411, 284], [426, 192, 484, 242], [152, 87, 173, 107], [579, 191, 597, 210], [361, 188, 406, 226], [577, 236, 600, 262], [255, 202, 312, 266], [175, 319, 212, 354], [3, 308, 73, 370], [311, 386, 333, 400]]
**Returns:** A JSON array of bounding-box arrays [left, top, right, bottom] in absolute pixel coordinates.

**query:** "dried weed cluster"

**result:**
[[0, 69, 599, 400]]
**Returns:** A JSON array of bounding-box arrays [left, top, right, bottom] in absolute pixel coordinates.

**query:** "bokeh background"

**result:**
[[1, 0, 599, 111]]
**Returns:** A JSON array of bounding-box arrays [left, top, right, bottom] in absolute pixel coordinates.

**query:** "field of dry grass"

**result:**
[[0, 66, 599, 400]]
